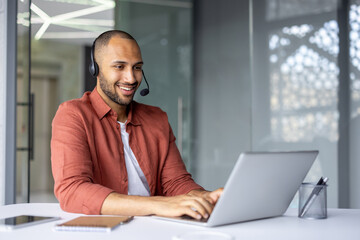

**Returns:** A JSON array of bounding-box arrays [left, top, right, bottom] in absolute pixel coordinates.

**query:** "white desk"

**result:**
[[0, 203, 359, 240]]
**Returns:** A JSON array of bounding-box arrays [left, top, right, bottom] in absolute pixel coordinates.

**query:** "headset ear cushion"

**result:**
[[93, 62, 99, 76], [89, 41, 98, 77], [89, 61, 99, 77], [89, 62, 95, 76]]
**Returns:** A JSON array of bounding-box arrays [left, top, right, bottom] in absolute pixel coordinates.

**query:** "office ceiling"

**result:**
[[29, 0, 192, 45], [30, 0, 114, 45]]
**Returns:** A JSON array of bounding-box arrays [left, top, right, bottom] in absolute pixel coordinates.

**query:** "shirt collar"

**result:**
[[89, 87, 111, 120], [89, 87, 141, 126], [126, 101, 141, 126]]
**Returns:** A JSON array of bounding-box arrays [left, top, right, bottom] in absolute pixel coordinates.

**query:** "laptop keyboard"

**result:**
[[180, 215, 208, 223]]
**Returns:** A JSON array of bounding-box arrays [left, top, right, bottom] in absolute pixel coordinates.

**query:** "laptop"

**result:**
[[152, 150, 318, 227]]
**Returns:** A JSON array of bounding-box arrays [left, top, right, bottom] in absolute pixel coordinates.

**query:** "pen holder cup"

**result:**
[[298, 183, 327, 219]]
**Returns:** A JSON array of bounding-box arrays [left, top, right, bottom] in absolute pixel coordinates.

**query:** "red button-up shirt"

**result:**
[[51, 88, 203, 214]]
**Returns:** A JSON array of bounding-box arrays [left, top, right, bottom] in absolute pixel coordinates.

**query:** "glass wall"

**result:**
[[192, 0, 252, 191], [252, 0, 340, 207], [29, 0, 115, 203], [0, 0, 10, 205], [26, 0, 114, 203], [115, 0, 194, 168], [191, 0, 359, 208], [5, 0, 358, 208], [350, 0, 360, 208], [16, 0, 31, 203], [115, 0, 359, 208]]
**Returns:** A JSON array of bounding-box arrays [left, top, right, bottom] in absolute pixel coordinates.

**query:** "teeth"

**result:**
[[120, 86, 133, 91]]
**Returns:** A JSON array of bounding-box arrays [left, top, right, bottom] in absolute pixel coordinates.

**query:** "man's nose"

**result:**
[[123, 68, 136, 84]]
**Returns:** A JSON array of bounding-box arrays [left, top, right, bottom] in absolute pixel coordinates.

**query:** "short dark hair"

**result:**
[[93, 30, 138, 63]]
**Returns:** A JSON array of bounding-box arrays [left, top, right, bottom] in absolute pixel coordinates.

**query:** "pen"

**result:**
[[300, 177, 328, 217]]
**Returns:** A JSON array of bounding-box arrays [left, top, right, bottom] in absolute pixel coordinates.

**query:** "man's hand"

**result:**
[[101, 188, 224, 219], [151, 194, 213, 220], [188, 188, 224, 205], [151, 188, 224, 219]]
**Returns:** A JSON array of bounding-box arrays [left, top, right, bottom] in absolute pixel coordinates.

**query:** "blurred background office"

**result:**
[[1, 0, 359, 209]]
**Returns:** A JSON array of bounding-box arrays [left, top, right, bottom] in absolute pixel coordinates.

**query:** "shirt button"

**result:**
[[116, 125, 119, 129], [123, 178, 127, 183]]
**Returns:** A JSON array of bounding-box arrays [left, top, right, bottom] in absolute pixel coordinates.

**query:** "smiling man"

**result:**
[[51, 30, 222, 220]]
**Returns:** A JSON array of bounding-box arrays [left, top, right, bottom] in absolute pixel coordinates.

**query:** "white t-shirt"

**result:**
[[118, 121, 150, 196]]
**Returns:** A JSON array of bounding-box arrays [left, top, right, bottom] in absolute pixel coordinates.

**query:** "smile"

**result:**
[[117, 84, 137, 96], [120, 86, 135, 91]]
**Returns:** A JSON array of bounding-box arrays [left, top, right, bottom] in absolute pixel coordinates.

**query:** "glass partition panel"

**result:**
[[349, 0, 360, 208], [115, 0, 194, 168], [16, 0, 31, 203], [252, 0, 339, 207], [114, 0, 357, 208], [28, 0, 114, 202]]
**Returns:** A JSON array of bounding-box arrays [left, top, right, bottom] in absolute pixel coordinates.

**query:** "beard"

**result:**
[[98, 71, 135, 106]]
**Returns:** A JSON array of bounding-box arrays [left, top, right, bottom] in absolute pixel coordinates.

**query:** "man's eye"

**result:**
[[115, 65, 124, 69], [134, 66, 142, 70]]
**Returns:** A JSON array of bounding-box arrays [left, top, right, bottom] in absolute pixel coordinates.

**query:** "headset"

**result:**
[[89, 41, 150, 96]]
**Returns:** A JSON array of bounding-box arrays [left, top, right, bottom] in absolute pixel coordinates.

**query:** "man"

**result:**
[[51, 30, 222, 220]]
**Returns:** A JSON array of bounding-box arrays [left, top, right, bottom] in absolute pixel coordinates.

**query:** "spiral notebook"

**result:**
[[54, 216, 133, 232]]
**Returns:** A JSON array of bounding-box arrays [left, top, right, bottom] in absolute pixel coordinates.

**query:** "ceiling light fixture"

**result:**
[[31, 1, 115, 40], [30, 3, 51, 39], [41, 31, 100, 39], [118, 0, 192, 8]]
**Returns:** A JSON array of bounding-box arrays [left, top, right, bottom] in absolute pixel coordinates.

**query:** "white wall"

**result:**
[[193, 0, 252, 190], [0, 0, 7, 206]]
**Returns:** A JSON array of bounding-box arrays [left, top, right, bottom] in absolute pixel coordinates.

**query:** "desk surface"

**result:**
[[0, 203, 359, 240]]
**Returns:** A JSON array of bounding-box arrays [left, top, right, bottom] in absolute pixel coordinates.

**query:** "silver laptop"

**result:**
[[153, 151, 318, 227]]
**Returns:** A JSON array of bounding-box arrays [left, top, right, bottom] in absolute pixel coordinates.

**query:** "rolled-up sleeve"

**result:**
[[51, 104, 113, 214], [160, 120, 204, 196]]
